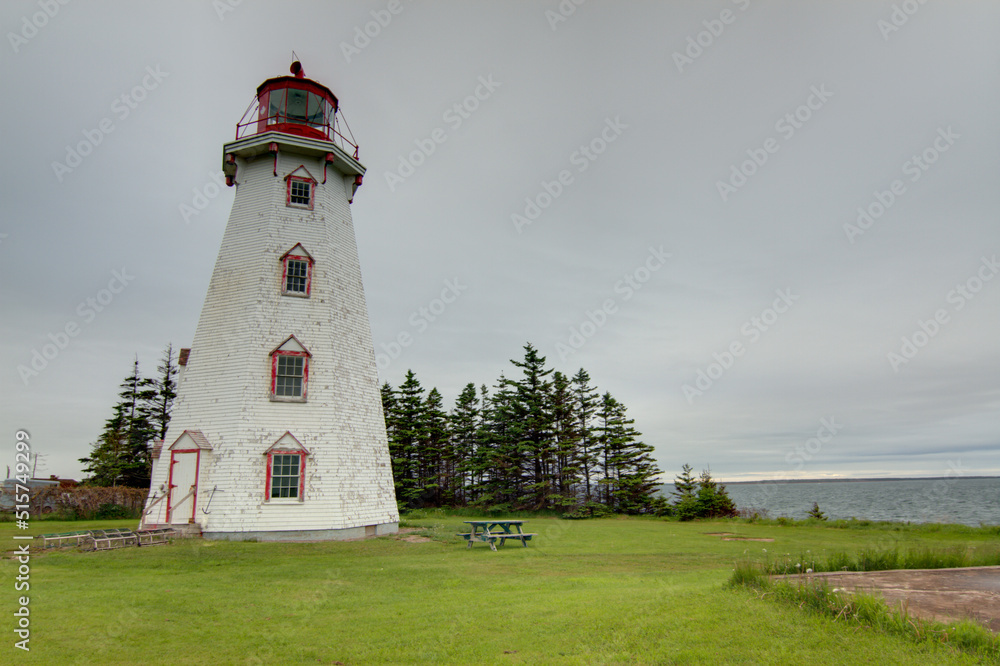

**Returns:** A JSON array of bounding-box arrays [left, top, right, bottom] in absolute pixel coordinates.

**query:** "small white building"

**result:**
[[141, 61, 399, 540]]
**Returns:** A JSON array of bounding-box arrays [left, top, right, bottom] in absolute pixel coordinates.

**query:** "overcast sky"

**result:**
[[2, 1, 998, 483]]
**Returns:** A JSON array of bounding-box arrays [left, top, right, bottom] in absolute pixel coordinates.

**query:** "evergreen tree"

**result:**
[[672, 464, 699, 520], [80, 357, 158, 487], [380, 382, 397, 442], [571, 369, 600, 503], [468, 383, 495, 504], [505, 343, 555, 509], [421, 387, 450, 506], [478, 373, 520, 508], [550, 371, 580, 507], [388, 370, 426, 508], [594, 393, 662, 513], [449, 383, 480, 506], [375, 343, 667, 516], [695, 468, 737, 518], [806, 502, 827, 520], [142, 343, 178, 441], [671, 465, 737, 520]]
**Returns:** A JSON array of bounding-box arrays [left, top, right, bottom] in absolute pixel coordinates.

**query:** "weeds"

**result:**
[[759, 544, 1000, 575], [729, 557, 1000, 662]]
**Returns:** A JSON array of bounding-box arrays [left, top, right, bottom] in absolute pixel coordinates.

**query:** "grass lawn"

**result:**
[[2, 515, 996, 664]]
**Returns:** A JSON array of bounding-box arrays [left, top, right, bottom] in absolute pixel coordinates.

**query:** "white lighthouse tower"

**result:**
[[142, 61, 399, 540]]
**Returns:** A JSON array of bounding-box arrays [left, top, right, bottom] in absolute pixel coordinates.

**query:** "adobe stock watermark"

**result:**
[[682, 288, 799, 403], [178, 171, 228, 224], [887, 254, 998, 372], [17, 268, 135, 385], [915, 460, 966, 521], [376, 278, 468, 370], [7, 0, 71, 54], [877, 0, 930, 41], [341, 0, 408, 62], [555, 245, 671, 361], [511, 116, 627, 234], [671, 0, 752, 73], [748, 417, 843, 509], [784, 417, 842, 472], [383, 75, 501, 192], [843, 126, 959, 244], [51, 65, 170, 182], [212, 0, 242, 21], [716, 84, 833, 203], [545, 0, 587, 31]]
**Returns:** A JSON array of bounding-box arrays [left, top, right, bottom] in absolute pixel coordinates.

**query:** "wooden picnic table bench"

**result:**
[[457, 520, 536, 551]]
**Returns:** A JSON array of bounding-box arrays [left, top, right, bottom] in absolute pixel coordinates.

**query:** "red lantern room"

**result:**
[[225, 60, 363, 190], [234, 61, 358, 157]]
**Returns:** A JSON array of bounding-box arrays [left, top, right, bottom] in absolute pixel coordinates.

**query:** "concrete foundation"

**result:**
[[202, 522, 399, 542]]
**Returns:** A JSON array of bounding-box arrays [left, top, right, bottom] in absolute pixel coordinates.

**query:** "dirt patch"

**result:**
[[705, 532, 774, 542], [395, 528, 432, 543], [777, 566, 1000, 632], [400, 535, 432, 543]]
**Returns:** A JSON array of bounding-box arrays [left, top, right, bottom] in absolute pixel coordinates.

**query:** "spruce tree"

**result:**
[[672, 464, 699, 520], [505, 343, 555, 509], [422, 387, 450, 506], [468, 383, 495, 505], [388, 370, 426, 508], [550, 371, 580, 508], [695, 468, 737, 518], [380, 382, 397, 441], [480, 373, 520, 508], [571, 369, 600, 503], [449, 383, 480, 506], [142, 343, 178, 441], [80, 358, 158, 487], [595, 392, 662, 513]]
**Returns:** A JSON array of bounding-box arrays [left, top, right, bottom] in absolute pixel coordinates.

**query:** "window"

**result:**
[[286, 89, 308, 123], [270, 336, 311, 401], [262, 87, 334, 138], [289, 180, 311, 205], [275, 355, 304, 397], [285, 259, 308, 293], [280, 244, 313, 297], [266, 88, 286, 125], [264, 433, 309, 502], [285, 170, 317, 210], [270, 454, 302, 498]]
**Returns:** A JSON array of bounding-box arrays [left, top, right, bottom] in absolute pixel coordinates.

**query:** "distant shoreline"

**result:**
[[719, 476, 1000, 485]]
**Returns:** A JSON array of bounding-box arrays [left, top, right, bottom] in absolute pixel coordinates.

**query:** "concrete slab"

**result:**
[[779, 566, 1000, 632]]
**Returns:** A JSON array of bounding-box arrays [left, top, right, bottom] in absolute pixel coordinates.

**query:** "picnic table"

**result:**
[[457, 520, 536, 551]]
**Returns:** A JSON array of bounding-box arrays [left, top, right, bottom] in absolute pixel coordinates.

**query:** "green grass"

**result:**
[[752, 542, 1000, 575], [2, 516, 997, 664], [728, 558, 1000, 662]]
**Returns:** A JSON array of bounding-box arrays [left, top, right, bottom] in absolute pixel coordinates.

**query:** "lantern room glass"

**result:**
[[262, 87, 331, 133]]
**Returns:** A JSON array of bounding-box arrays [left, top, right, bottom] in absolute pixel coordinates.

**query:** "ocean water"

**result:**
[[706, 477, 1000, 526]]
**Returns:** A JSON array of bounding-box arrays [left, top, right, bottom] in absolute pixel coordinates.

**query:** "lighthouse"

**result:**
[[141, 61, 399, 540]]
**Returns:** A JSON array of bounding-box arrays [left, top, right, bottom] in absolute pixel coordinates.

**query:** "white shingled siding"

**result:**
[[143, 144, 399, 536]]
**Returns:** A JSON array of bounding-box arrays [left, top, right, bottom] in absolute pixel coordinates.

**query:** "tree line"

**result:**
[[381, 343, 667, 515], [79, 340, 737, 521]]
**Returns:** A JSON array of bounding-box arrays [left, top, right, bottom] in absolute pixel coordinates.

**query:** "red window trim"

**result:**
[[285, 175, 315, 210], [270, 350, 309, 401], [264, 450, 307, 502], [281, 253, 313, 297]]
